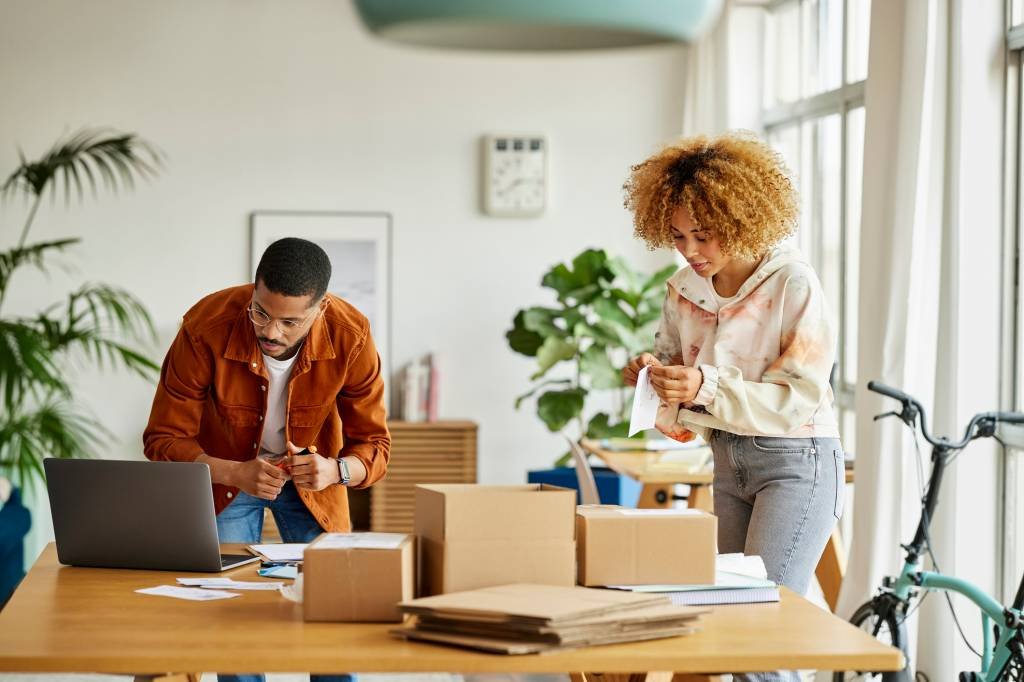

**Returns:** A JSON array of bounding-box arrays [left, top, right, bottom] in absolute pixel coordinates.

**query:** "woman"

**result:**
[[623, 131, 844, 682]]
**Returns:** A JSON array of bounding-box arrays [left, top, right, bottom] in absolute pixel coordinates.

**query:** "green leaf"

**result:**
[[585, 412, 632, 439], [536, 388, 585, 432], [540, 250, 612, 304], [609, 288, 642, 312], [593, 296, 634, 330], [2, 128, 161, 203], [564, 283, 603, 305], [0, 321, 71, 413], [570, 249, 610, 286], [0, 239, 79, 303], [607, 256, 641, 292], [562, 308, 585, 333], [541, 264, 577, 301], [522, 306, 565, 337], [580, 346, 623, 389], [531, 336, 578, 380], [36, 283, 160, 380], [573, 321, 621, 347], [0, 399, 110, 488], [506, 311, 544, 356]]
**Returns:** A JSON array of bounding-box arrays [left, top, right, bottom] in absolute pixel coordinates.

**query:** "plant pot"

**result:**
[[526, 467, 642, 507]]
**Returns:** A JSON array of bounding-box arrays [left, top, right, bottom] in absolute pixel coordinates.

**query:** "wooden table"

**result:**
[[580, 439, 853, 613], [0, 545, 901, 679]]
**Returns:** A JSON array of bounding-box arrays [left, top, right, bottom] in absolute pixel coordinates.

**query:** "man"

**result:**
[[144, 237, 389, 682]]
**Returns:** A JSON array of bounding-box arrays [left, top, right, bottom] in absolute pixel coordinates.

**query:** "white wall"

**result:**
[[0, 0, 691, 559]]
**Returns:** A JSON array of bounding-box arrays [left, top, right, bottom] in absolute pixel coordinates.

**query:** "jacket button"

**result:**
[[258, 415, 263, 421], [251, 362, 257, 368], [226, 491, 233, 499], [253, 442, 257, 449], [260, 385, 266, 392]]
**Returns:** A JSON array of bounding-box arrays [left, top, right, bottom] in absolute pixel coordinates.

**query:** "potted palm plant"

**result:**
[[506, 247, 674, 503], [0, 129, 162, 602]]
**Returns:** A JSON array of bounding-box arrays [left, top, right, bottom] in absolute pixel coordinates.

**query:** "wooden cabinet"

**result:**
[[369, 420, 478, 533]]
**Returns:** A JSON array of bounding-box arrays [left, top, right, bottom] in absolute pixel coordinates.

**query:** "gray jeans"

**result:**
[[709, 430, 845, 682]]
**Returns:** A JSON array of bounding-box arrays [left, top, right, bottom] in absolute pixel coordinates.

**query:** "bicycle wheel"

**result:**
[[833, 599, 910, 682]]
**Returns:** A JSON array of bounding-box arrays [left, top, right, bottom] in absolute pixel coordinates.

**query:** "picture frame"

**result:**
[[249, 211, 393, 400]]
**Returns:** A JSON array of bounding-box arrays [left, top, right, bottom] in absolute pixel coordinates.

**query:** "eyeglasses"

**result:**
[[247, 302, 319, 334]]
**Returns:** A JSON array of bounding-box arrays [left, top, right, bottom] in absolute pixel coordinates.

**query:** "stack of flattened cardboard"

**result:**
[[392, 583, 707, 654]]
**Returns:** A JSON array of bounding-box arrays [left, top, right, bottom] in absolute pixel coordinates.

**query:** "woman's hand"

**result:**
[[623, 353, 661, 386], [648, 365, 703, 404]]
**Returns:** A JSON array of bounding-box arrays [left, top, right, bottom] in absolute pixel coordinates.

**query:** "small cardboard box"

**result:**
[[575, 506, 717, 586], [303, 532, 414, 622], [414, 484, 577, 596]]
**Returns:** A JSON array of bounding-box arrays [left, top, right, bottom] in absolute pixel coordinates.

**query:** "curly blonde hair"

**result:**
[[623, 131, 799, 260]]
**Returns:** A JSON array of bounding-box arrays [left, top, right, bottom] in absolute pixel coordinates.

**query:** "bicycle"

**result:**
[[834, 381, 1024, 682]]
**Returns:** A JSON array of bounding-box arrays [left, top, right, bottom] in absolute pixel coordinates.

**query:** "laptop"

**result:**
[[44, 458, 260, 572]]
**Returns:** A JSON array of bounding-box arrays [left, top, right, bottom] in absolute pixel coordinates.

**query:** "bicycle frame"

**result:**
[[878, 441, 1024, 678]]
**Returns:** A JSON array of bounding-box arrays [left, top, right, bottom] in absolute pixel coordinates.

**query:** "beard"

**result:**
[[257, 334, 305, 360]]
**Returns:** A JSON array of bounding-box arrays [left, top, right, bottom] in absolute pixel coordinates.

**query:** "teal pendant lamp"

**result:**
[[353, 0, 724, 51]]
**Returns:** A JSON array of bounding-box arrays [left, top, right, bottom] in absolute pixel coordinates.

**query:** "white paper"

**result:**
[[628, 366, 660, 436], [311, 532, 407, 550], [716, 553, 769, 580], [136, 585, 240, 601], [279, 574, 304, 603], [248, 543, 307, 561], [176, 578, 283, 591], [617, 508, 703, 516]]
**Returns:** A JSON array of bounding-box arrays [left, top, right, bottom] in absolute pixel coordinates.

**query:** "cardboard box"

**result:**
[[414, 484, 576, 596], [575, 506, 716, 586], [303, 532, 414, 622]]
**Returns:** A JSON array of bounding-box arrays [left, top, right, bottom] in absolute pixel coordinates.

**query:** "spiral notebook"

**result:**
[[666, 585, 780, 606]]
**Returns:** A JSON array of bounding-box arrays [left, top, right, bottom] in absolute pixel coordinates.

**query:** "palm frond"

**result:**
[[37, 283, 159, 379], [0, 399, 109, 488], [1, 128, 162, 204], [0, 321, 71, 414], [0, 238, 79, 301]]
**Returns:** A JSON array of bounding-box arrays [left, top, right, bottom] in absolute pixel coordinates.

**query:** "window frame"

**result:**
[[761, 0, 866, 429]]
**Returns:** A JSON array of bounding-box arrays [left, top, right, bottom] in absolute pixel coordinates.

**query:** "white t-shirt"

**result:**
[[259, 351, 300, 456]]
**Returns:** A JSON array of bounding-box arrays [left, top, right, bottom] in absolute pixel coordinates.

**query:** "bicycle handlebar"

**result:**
[[866, 381, 915, 405], [868, 381, 1024, 449]]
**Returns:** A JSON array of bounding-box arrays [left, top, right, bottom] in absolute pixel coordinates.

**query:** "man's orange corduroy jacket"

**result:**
[[143, 284, 390, 531]]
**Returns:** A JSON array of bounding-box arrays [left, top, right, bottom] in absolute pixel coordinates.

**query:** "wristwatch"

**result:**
[[336, 457, 351, 486]]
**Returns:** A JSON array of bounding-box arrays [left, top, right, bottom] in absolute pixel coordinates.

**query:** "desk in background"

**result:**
[[580, 438, 853, 613], [0, 544, 900, 679]]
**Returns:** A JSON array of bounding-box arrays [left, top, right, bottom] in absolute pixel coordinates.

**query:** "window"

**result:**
[[1003, 0, 1024, 603], [762, 0, 870, 456]]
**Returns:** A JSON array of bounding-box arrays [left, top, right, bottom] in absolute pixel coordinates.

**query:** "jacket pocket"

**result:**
[[289, 402, 333, 428], [219, 404, 261, 427]]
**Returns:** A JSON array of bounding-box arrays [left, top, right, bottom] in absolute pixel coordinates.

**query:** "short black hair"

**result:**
[[254, 237, 332, 301]]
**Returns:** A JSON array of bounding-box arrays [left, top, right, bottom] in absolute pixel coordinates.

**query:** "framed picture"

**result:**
[[250, 211, 392, 399]]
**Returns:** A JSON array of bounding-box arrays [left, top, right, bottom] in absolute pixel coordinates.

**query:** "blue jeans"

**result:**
[[710, 431, 845, 682], [215, 481, 354, 682]]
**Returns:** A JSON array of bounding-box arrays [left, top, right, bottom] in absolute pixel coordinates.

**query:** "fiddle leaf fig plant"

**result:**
[[506, 248, 676, 466]]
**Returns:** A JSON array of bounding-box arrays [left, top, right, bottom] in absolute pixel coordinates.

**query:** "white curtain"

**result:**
[[836, 0, 956, 675], [680, 0, 731, 138]]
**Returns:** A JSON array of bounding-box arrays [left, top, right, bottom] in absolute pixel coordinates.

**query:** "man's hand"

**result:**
[[230, 457, 288, 500], [287, 441, 340, 491], [648, 365, 703, 404], [623, 353, 662, 386]]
